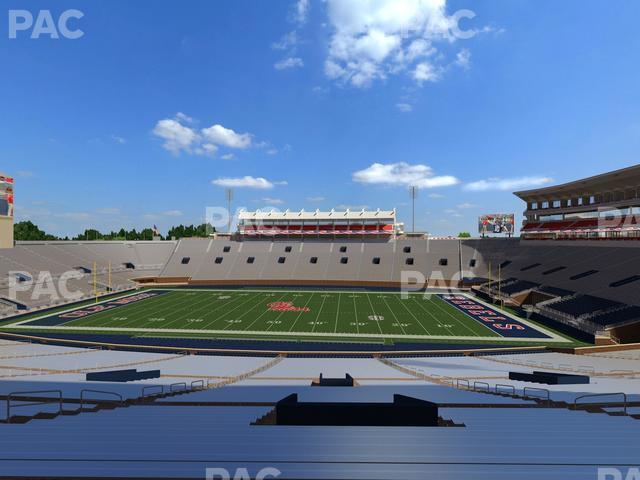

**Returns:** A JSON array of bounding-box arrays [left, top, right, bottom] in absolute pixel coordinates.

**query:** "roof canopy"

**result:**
[[514, 164, 640, 201], [238, 209, 396, 221]]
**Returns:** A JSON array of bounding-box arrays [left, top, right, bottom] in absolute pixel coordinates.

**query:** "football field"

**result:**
[[6, 288, 566, 344]]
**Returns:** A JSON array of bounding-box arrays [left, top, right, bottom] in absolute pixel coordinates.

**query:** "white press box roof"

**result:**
[[237, 209, 396, 221]]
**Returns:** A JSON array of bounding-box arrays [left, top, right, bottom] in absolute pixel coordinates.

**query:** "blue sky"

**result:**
[[1, 0, 639, 237]]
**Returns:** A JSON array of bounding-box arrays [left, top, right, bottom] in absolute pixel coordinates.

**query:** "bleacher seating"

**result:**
[[500, 280, 540, 295], [590, 305, 640, 327], [536, 285, 574, 297], [546, 294, 622, 318]]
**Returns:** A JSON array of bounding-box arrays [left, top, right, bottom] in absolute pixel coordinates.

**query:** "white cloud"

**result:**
[[266, 148, 279, 155], [457, 202, 476, 209], [272, 30, 298, 50], [413, 61, 440, 84], [335, 204, 370, 211], [306, 196, 326, 202], [396, 102, 413, 112], [57, 212, 92, 221], [455, 48, 471, 69], [175, 112, 194, 124], [201, 124, 252, 149], [274, 57, 304, 70], [353, 162, 459, 188], [111, 135, 126, 144], [260, 197, 285, 205], [324, 0, 465, 88], [428, 192, 444, 199], [162, 210, 183, 217], [152, 118, 198, 155], [212, 176, 283, 189], [195, 143, 218, 156], [221, 153, 235, 160], [96, 207, 120, 215], [464, 176, 553, 192], [153, 114, 256, 156], [293, 0, 310, 24], [16, 170, 34, 178]]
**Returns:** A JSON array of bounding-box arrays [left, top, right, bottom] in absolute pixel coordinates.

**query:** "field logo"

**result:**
[[368, 315, 384, 321], [267, 301, 310, 312], [8, 9, 84, 39]]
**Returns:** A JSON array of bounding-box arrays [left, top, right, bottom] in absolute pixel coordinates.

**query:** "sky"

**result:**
[[1, 0, 639, 237]]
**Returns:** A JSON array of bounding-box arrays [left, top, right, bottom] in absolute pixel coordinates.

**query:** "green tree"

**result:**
[[458, 231, 471, 238], [14, 221, 59, 241], [167, 223, 215, 239]]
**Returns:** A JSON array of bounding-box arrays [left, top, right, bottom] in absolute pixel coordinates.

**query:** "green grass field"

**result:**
[[6, 289, 571, 345]]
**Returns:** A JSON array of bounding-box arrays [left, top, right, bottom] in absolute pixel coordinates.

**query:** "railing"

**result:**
[[6, 390, 63, 422], [190, 380, 205, 390], [574, 392, 627, 415], [169, 382, 187, 393], [80, 389, 124, 410], [456, 379, 470, 390], [141, 385, 163, 398], [523, 387, 550, 403], [495, 384, 516, 396], [473, 381, 490, 392]]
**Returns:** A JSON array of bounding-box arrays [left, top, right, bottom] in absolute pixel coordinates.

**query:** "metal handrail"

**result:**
[[141, 385, 163, 398], [495, 384, 516, 396], [6, 390, 62, 422], [80, 389, 124, 410], [456, 379, 470, 390], [473, 381, 490, 392], [523, 387, 550, 402], [190, 380, 204, 390], [441, 376, 454, 386], [169, 382, 187, 393], [574, 392, 627, 415]]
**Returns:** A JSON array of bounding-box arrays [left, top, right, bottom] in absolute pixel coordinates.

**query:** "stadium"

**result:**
[[0, 165, 638, 479], [4, 1, 640, 478]]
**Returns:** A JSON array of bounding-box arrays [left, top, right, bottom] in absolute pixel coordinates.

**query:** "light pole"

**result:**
[[225, 188, 234, 233], [409, 186, 418, 233]]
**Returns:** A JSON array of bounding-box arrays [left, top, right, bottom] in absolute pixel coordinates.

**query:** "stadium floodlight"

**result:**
[[409, 186, 418, 233], [225, 188, 234, 233]]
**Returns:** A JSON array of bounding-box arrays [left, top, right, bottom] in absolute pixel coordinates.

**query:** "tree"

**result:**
[[167, 223, 215, 239], [14, 221, 59, 241], [458, 232, 471, 238]]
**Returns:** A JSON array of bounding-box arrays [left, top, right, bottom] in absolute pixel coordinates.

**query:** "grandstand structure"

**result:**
[[0, 240, 175, 314], [0, 172, 13, 249], [237, 208, 401, 237], [516, 164, 640, 240], [0, 170, 639, 479]]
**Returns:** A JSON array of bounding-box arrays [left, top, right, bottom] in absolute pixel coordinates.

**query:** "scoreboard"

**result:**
[[478, 213, 515, 236], [0, 175, 14, 218]]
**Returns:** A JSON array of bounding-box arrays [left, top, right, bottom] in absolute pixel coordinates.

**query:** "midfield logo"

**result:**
[[267, 301, 310, 312]]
